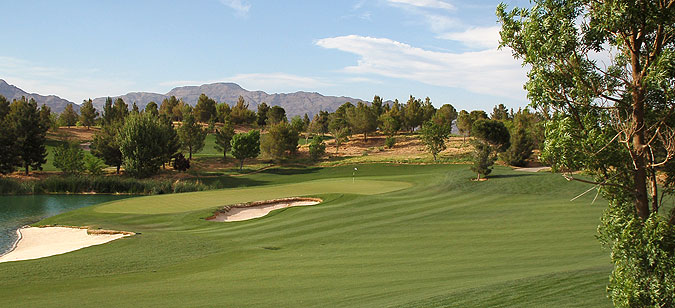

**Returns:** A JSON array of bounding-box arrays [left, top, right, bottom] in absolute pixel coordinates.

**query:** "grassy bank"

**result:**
[[0, 176, 209, 195], [0, 164, 612, 307]]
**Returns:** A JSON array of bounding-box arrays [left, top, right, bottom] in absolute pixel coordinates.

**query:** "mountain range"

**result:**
[[0, 79, 79, 113], [0, 79, 365, 118]]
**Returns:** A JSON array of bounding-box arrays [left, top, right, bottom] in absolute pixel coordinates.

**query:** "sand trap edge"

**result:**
[[206, 197, 323, 222]]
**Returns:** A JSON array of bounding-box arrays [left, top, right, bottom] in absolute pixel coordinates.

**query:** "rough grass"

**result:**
[[0, 164, 612, 307]]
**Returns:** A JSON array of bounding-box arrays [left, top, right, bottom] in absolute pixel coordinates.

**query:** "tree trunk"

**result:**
[[116, 165, 121, 174], [630, 44, 650, 220], [24, 164, 29, 176], [189, 146, 193, 160], [363, 132, 367, 142], [650, 170, 659, 214], [239, 159, 244, 171]]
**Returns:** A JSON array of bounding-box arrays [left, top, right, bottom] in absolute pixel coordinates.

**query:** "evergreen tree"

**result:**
[[160, 117, 180, 169], [256, 102, 270, 127], [214, 121, 235, 160], [261, 122, 299, 160], [9, 98, 48, 175], [38, 104, 53, 131], [79, 99, 98, 129], [177, 111, 206, 160], [91, 123, 123, 174], [432, 104, 457, 132], [59, 103, 79, 127], [131, 102, 140, 114], [403, 95, 424, 133], [145, 101, 159, 117], [346, 101, 377, 141], [159, 96, 180, 121], [266, 106, 287, 125], [102, 97, 114, 125], [491, 104, 510, 121], [113, 98, 129, 122], [0, 97, 18, 174], [420, 121, 449, 161], [230, 96, 256, 125], [194, 93, 217, 122], [216, 102, 231, 123], [0, 95, 9, 119], [53, 142, 85, 175]]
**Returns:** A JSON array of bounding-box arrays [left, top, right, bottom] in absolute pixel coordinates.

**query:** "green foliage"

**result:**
[[266, 105, 287, 125], [117, 113, 167, 178], [308, 136, 326, 161], [261, 122, 299, 160], [501, 110, 535, 167], [403, 95, 424, 132], [420, 121, 449, 161], [194, 93, 217, 123], [79, 99, 98, 129], [53, 143, 85, 175], [256, 102, 270, 126], [346, 101, 378, 141], [9, 97, 48, 175], [83, 154, 106, 176], [471, 119, 511, 152], [470, 140, 495, 180], [329, 126, 349, 154], [385, 136, 396, 149], [59, 103, 79, 127], [230, 96, 256, 125], [91, 123, 123, 174], [131, 102, 140, 114], [177, 112, 206, 160], [172, 153, 190, 172], [491, 104, 510, 121], [214, 121, 235, 160], [38, 105, 54, 131], [380, 113, 401, 137], [0, 98, 18, 174], [432, 104, 457, 131], [216, 102, 231, 123], [309, 111, 329, 135], [456, 110, 471, 139], [230, 130, 260, 170], [290, 115, 306, 133], [159, 96, 181, 121], [145, 101, 159, 116]]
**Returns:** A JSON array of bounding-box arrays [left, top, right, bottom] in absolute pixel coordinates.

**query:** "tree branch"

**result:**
[[562, 173, 631, 190]]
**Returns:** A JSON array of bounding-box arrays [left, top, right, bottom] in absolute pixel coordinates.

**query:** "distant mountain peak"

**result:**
[[0, 79, 78, 113]]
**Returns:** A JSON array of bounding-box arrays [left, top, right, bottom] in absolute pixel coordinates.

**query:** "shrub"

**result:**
[[84, 155, 106, 176], [308, 137, 326, 161], [173, 153, 190, 171], [53, 143, 85, 175], [385, 136, 396, 149]]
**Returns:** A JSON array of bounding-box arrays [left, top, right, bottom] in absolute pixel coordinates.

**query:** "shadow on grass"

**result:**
[[488, 173, 535, 179], [198, 176, 268, 189], [261, 166, 322, 176]]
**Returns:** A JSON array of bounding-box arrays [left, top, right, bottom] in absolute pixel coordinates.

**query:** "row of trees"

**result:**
[[0, 96, 49, 175]]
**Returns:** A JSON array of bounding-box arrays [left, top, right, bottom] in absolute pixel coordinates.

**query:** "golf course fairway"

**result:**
[[0, 164, 612, 307]]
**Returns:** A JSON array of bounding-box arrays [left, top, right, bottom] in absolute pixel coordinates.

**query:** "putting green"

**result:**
[[96, 177, 412, 214]]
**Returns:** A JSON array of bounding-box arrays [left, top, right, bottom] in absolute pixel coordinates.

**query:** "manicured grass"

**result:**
[[0, 164, 612, 307]]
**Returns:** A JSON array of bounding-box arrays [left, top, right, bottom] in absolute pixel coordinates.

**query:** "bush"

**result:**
[[53, 143, 85, 175], [470, 141, 495, 180], [308, 137, 326, 161], [84, 155, 106, 176], [385, 136, 396, 149], [173, 153, 190, 171]]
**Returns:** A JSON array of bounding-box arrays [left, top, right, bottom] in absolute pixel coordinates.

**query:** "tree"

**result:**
[[159, 117, 180, 169], [59, 103, 79, 127], [113, 98, 129, 122], [53, 143, 85, 175], [329, 126, 349, 154], [173, 153, 190, 171], [290, 115, 306, 134], [501, 109, 535, 167], [79, 99, 98, 129], [160, 96, 180, 121], [456, 110, 471, 143], [267, 106, 287, 125], [117, 113, 167, 178], [194, 93, 217, 123], [470, 140, 495, 180], [308, 136, 326, 161], [380, 113, 401, 137], [83, 155, 106, 176], [145, 101, 159, 116], [131, 102, 140, 114], [177, 111, 206, 160], [212, 102, 229, 124], [91, 123, 123, 174], [420, 121, 450, 161], [432, 104, 458, 132], [303, 113, 311, 129], [371, 95, 384, 118], [231, 130, 260, 171], [491, 104, 510, 121], [256, 102, 270, 127], [261, 122, 299, 160], [346, 102, 377, 141], [9, 98, 48, 175], [421, 97, 436, 123], [230, 96, 256, 125], [0, 96, 18, 174], [214, 121, 235, 160], [403, 95, 424, 133], [38, 104, 53, 132], [471, 119, 510, 152], [499, 2, 675, 305], [102, 97, 115, 125], [309, 111, 329, 136]]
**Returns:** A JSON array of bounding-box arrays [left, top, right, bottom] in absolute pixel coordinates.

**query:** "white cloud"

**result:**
[[315, 35, 527, 100], [0, 56, 134, 103], [219, 0, 251, 17], [387, 0, 455, 10], [439, 26, 501, 49]]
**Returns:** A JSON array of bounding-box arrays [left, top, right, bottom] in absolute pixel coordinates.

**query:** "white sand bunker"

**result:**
[[207, 197, 322, 222], [0, 226, 133, 263]]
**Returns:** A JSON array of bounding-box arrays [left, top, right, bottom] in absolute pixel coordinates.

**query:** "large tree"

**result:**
[[9, 98, 48, 175], [59, 103, 79, 127], [79, 99, 98, 129], [230, 96, 256, 125], [231, 130, 260, 171], [91, 123, 123, 174], [117, 113, 166, 178], [214, 121, 235, 160], [159, 96, 180, 121], [194, 93, 217, 123], [256, 102, 270, 127], [0, 96, 17, 174], [346, 101, 378, 141], [420, 120, 450, 161], [498, 1, 675, 306], [403, 95, 424, 133], [177, 112, 206, 160], [266, 106, 287, 125], [261, 122, 299, 160], [432, 104, 458, 132]]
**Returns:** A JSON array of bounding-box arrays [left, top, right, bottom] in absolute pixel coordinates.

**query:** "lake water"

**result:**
[[0, 195, 130, 256]]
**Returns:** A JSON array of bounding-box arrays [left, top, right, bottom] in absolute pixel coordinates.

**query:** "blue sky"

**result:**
[[0, 0, 531, 112]]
